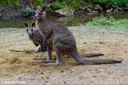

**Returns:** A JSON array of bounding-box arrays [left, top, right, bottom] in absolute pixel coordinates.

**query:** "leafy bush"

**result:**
[[0, 0, 20, 8], [55, 0, 68, 9], [23, 6, 33, 17], [0, 0, 44, 8], [84, 16, 128, 27], [52, 0, 80, 9], [28, 0, 44, 6], [93, 0, 128, 8]]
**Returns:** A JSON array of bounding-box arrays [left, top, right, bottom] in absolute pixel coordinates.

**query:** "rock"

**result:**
[[83, 42, 87, 44], [106, 8, 114, 13], [47, 11, 65, 17], [93, 76, 96, 78], [86, 7, 92, 13], [92, 10, 99, 14], [61, 70, 64, 73], [45, 81, 49, 83], [124, 7, 128, 11], [117, 8, 123, 11], [0, 6, 23, 21], [94, 4, 102, 12], [55, 8, 74, 17], [113, 9, 119, 13], [0, 0, 30, 21], [74, 8, 86, 16], [86, 4, 93, 9], [40, 72, 44, 74]]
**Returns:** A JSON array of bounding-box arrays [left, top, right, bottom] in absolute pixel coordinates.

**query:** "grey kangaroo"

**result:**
[[24, 22, 105, 60], [24, 23, 47, 53], [34, 6, 122, 65]]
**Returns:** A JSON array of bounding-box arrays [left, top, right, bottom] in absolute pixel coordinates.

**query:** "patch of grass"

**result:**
[[81, 16, 128, 28], [0, 52, 76, 76]]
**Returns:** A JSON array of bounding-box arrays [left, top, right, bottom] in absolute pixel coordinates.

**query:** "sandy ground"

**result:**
[[0, 26, 128, 85]]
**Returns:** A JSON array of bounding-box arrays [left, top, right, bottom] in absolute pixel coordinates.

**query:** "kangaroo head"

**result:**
[[34, 6, 46, 20], [24, 22, 35, 36]]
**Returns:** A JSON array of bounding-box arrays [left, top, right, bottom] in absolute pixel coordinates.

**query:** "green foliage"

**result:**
[[52, 0, 80, 9], [0, 0, 20, 8], [0, 0, 45, 8], [93, 0, 128, 8], [68, 0, 80, 8], [55, 0, 68, 8], [23, 6, 33, 17], [28, 0, 44, 6], [84, 16, 128, 27]]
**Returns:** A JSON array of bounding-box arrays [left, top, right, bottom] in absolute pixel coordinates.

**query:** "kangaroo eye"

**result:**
[[31, 29, 33, 32]]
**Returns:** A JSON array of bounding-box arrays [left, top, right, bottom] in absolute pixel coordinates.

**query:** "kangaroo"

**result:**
[[24, 23, 105, 56], [34, 6, 122, 66], [24, 22, 47, 53]]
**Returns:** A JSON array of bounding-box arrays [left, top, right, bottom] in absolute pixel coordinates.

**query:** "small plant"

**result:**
[[84, 15, 128, 27], [23, 6, 33, 17], [85, 16, 113, 26], [52, 0, 80, 9], [0, 0, 20, 8], [53, 0, 68, 9], [28, 0, 44, 6], [93, 0, 128, 8]]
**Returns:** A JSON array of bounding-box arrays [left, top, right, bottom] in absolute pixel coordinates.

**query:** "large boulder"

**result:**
[[94, 4, 102, 12], [0, 6, 23, 21], [55, 8, 74, 17]]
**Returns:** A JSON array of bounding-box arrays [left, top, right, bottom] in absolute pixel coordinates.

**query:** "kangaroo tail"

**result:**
[[81, 53, 104, 58], [71, 51, 122, 65]]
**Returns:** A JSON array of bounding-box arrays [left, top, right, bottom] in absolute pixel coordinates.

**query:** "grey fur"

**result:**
[[25, 23, 47, 53], [34, 7, 122, 65]]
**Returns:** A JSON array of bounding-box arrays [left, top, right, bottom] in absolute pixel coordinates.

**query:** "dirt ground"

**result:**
[[0, 26, 128, 85]]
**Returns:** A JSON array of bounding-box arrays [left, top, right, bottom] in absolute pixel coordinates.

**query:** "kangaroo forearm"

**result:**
[[34, 45, 42, 53]]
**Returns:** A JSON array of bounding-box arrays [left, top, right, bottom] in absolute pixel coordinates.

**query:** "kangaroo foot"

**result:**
[[32, 59, 54, 63], [33, 57, 47, 60], [40, 62, 63, 66], [41, 60, 55, 63], [33, 57, 54, 63]]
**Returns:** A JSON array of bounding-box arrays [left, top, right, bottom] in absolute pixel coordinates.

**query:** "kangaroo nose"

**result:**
[[28, 30, 32, 35], [29, 33, 33, 36]]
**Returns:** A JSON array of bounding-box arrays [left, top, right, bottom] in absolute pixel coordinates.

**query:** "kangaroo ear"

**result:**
[[42, 6, 46, 12], [32, 22, 35, 27], [24, 23, 28, 27]]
